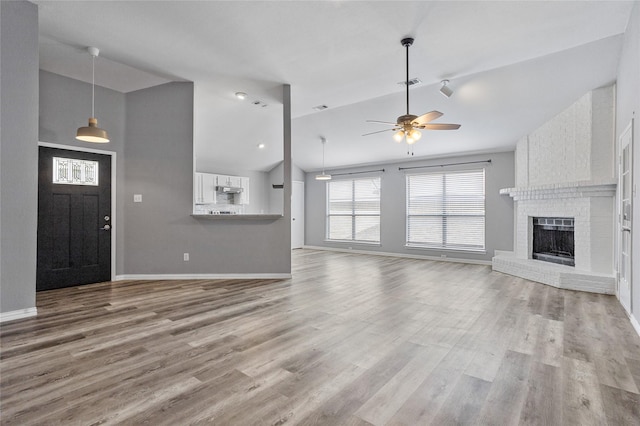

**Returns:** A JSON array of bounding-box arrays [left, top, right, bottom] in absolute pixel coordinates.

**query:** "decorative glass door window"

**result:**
[[52, 157, 99, 186]]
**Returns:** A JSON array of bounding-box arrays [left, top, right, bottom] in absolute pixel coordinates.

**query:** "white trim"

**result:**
[[303, 245, 492, 265], [38, 142, 117, 281], [630, 314, 640, 338], [0, 307, 37, 323], [115, 273, 292, 281], [500, 180, 617, 201]]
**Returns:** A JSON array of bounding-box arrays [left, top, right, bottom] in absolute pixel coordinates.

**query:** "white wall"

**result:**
[[616, 1, 640, 331]]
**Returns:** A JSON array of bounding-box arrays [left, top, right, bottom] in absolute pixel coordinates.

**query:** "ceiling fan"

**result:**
[[364, 37, 460, 145]]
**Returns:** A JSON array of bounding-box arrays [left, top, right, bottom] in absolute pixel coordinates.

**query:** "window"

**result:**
[[327, 177, 380, 243], [52, 157, 99, 186], [406, 169, 485, 251]]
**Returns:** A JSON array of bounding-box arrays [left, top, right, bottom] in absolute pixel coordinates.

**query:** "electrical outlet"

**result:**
[[133, 194, 142, 203], [441, 254, 447, 258], [183, 253, 189, 261]]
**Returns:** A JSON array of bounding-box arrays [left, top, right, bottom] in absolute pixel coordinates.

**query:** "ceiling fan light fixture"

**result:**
[[408, 129, 421, 141], [440, 80, 453, 98], [76, 46, 109, 143], [363, 38, 460, 148]]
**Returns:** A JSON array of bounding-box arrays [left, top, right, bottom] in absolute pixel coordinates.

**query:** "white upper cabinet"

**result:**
[[194, 172, 216, 204], [216, 174, 242, 188]]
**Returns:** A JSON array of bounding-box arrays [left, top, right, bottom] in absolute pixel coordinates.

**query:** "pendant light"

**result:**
[[76, 47, 110, 143], [315, 137, 332, 181]]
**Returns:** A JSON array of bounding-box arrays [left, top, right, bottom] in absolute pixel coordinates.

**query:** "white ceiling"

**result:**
[[34, 1, 635, 172]]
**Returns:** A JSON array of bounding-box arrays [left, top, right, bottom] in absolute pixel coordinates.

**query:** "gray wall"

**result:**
[[616, 2, 640, 326], [0, 1, 39, 313], [305, 151, 515, 263], [39, 70, 127, 274], [267, 161, 304, 215], [123, 83, 291, 274]]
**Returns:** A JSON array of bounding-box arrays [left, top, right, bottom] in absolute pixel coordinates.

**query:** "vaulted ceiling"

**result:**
[[35, 1, 635, 172]]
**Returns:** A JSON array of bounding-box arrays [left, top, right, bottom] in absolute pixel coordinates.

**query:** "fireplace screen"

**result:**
[[532, 217, 575, 266]]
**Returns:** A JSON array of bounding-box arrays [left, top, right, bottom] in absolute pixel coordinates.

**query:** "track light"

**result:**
[[440, 80, 453, 98], [315, 137, 332, 181]]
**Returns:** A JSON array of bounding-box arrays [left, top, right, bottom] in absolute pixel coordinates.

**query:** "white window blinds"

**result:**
[[327, 177, 380, 243], [406, 169, 485, 251]]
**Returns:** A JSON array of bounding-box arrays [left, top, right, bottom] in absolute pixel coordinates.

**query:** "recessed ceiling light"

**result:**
[[235, 92, 247, 100], [313, 105, 329, 111], [257, 143, 265, 149]]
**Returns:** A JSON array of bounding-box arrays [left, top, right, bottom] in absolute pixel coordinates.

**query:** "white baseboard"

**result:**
[[0, 307, 37, 323], [631, 314, 640, 338], [115, 273, 291, 281], [302, 245, 492, 266]]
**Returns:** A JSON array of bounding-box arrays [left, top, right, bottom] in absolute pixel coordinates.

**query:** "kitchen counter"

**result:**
[[192, 214, 283, 221]]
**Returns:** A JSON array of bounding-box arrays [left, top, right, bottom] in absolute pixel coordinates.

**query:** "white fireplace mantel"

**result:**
[[500, 180, 617, 201]]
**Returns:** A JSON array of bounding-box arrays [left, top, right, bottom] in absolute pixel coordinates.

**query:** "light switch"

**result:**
[[134, 194, 142, 203]]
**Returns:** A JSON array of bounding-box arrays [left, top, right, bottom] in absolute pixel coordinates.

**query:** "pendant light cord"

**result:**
[[322, 140, 326, 174], [91, 54, 96, 118]]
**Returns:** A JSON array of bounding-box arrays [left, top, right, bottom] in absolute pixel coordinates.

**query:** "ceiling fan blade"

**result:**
[[423, 123, 461, 130], [366, 120, 397, 126], [362, 128, 399, 136], [413, 111, 443, 125]]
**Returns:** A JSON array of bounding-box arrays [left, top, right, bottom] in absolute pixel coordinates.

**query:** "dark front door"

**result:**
[[37, 146, 112, 291]]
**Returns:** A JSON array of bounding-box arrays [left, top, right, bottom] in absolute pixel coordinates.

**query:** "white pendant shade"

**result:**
[[77, 117, 109, 143]]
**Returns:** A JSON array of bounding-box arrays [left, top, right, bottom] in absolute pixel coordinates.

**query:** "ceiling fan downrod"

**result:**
[[401, 37, 414, 116]]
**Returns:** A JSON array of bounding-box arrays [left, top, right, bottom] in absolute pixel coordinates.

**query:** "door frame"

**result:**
[[291, 180, 305, 249], [38, 142, 117, 281], [617, 120, 633, 314]]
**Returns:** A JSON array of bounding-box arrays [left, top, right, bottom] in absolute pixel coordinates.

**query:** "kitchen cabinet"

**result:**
[[237, 177, 250, 205], [195, 172, 249, 206], [216, 174, 242, 188], [194, 172, 216, 204]]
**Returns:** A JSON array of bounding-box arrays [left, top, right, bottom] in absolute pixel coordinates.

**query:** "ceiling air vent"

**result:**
[[313, 105, 329, 111], [398, 78, 422, 86]]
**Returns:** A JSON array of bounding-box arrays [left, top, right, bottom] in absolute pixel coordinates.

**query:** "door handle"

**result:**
[[101, 224, 111, 231]]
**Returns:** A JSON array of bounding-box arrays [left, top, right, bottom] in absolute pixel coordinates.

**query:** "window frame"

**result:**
[[326, 176, 381, 244], [405, 168, 486, 252]]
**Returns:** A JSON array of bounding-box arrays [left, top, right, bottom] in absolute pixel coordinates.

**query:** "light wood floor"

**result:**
[[1, 250, 639, 425]]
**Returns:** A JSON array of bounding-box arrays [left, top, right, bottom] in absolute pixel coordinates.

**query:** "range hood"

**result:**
[[215, 185, 243, 194]]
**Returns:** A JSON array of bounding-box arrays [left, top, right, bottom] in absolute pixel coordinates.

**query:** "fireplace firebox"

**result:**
[[532, 217, 575, 266]]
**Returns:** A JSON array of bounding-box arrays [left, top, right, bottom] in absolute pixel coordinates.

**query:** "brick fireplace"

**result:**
[[492, 85, 617, 294]]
